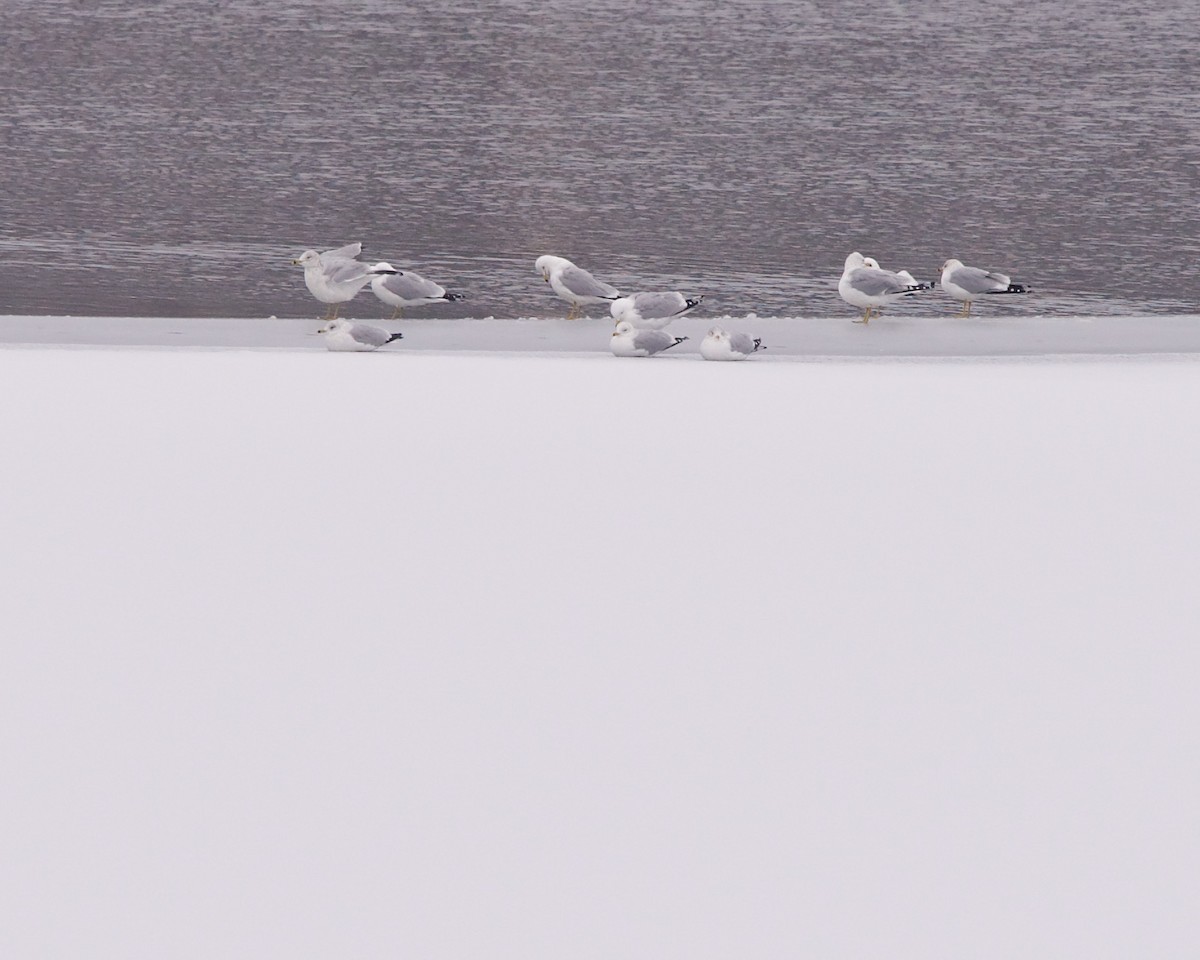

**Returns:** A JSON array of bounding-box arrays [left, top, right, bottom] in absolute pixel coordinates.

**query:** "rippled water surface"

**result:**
[[1, 0, 1198, 318]]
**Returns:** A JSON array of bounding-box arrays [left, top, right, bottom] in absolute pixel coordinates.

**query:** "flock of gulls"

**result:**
[[292, 243, 1032, 360]]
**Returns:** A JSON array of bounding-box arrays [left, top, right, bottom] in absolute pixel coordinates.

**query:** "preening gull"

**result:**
[[939, 258, 1031, 316], [535, 255, 621, 319], [369, 262, 466, 319], [610, 291, 704, 330], [699, 327, 765, 361], [293, 243, 396, 321], [319, 318, 404, 352], [610, 320, 688, 358], [838, 251, 932, 324]]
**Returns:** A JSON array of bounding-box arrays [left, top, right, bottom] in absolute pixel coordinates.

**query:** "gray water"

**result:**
[[1, 0, 1198, 320]]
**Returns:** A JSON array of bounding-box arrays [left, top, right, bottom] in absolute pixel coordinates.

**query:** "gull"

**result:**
[[293, 243, 397, 321], [318, 318, 404, 352], [838, 251, 932, 324], [610, 320, 688, 358], [939, 258, 1031, 317], [534, 255, 621, 319], [369, 262, 466, 319], [699, 327, 765, 361], [610, 291, 704, 330]]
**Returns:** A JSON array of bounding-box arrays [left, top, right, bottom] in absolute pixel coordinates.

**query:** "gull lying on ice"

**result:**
[[535, 255, 621, 319], [939, 258, 1031, 317], [293, 243, 397, 321], [699, 327, 765, 361], [319, 318, 404, 352], [369, 262, 465, 319], [610, 320, 688, 358], [610, 291, 704, 330], [838, 251, 932, 324]]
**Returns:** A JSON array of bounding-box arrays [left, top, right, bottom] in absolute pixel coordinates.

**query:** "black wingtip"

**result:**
[[753, 338, 764, 351], [684, 296, 704, 311], [674, 336, 689, 345], [386, 332, 404, 343], [444, 292, 466, 301]]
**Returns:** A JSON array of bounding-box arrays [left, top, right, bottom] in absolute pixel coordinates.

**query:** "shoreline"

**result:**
[[3, 312, 1199, 360]]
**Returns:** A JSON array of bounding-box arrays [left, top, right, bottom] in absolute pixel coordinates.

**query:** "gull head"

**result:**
[[370, 261, 396, 272], [613, 320, 635, 338], [862, 256, 881, 269], [843, 251, 867, 272], [317, 318, 348, 335], [705, 326, 729, 343], [941, 258, 964, 273], [534, 254, 571, 282], [293, 249, 320, 267]]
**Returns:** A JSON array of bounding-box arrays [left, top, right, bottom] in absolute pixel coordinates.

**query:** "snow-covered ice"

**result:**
[[3, 312, 1199, 358], [1, 341, 1198, 959]]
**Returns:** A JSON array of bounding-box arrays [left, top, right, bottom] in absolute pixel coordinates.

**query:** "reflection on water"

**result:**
[[1, 0, 1197, 318]]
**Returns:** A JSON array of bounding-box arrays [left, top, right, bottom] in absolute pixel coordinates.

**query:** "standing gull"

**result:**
[[837, 251, 932, 324], [939, 258, 1031, 317], [700, 327, 765, 361], [293, 243, 396, 321], [535, 255, 621, 319], [610, 321, 688, 358], [369, 262, 466, 319], [610, 291, 704, 330], [319, 318, 404, 352]]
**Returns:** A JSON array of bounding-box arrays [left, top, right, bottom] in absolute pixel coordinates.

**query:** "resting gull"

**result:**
[[837, 251, 932, 324], [610, 320, 689, 358], [699, 327, 765, 361], [610, 291, 703, 330], [318, 318, 404, 352], [939, 258, 1031, 317]]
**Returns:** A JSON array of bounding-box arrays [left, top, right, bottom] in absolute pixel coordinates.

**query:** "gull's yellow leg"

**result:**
[[391, 306, 402, 321]]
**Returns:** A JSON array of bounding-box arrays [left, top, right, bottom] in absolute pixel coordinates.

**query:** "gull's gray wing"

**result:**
[[348, 323, 391, 347], [633, 329, 677, 354], [376, 271, 446, 301], [948, 265, 1010, 294], [728, 331, 760, 354], [560, 265, 620, 299], [847, 267, 909, 297], [323, 258, 373, 284], [630, 291, 687, 319], [322, 242, 362, 260]]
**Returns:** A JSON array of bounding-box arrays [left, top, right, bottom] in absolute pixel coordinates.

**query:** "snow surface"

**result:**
[[2, 344, 1199, 959], [3, 311, 1200, 358]]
